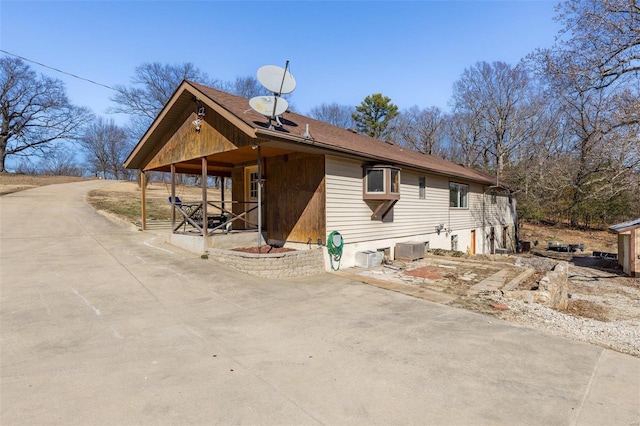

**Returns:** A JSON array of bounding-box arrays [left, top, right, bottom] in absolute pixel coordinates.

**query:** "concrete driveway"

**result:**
[[1, 180, 639, 425]]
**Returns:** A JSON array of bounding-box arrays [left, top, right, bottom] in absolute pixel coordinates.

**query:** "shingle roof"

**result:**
[[188, 81, 498, 186]]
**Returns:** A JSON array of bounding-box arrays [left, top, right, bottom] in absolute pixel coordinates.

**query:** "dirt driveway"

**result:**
[[1, 181, 639, 425]]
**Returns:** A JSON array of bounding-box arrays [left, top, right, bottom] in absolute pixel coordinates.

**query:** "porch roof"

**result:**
[[125, 80, 498, 186]]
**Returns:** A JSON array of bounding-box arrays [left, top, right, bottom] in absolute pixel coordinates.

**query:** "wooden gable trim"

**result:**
[[145, 112, 238, 171], [188, 83, 257, 140], [125, 81, 193, 168], [125, 80, 258, 170]]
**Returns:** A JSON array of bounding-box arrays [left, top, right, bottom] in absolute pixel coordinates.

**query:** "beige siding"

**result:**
[[326, 157, 478, 241], [326, 156, 463, 244], [325, 156, 517, 260], [484, 190, 517, 251]]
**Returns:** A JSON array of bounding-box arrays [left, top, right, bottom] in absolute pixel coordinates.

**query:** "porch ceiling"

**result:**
[[145, 144, 294, 176]]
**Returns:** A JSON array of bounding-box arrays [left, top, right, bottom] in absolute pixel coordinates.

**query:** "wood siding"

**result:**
[[146, 112, 238, 170], [266, 153, 326, 243]]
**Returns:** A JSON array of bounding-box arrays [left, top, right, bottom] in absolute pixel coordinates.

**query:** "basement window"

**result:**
[[363, 166, 401, 200]]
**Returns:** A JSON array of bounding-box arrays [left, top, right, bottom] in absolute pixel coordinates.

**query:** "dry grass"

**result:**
[[561, 299, 610, 322], [519, 221, 617, 253], [0, 173, 89, 196], [86, 181, 232, 224]]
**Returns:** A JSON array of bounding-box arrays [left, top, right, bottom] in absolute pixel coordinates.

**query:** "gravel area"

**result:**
[[497, 299, 640, 357], [494, 257, 640, 358]]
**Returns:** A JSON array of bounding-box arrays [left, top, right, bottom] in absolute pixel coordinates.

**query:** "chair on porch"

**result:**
[[168, 196, 182, 208], [169, 196, 231, 234]]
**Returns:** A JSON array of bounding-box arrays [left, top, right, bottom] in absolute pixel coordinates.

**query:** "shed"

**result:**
[[609, 218, 640, 277]]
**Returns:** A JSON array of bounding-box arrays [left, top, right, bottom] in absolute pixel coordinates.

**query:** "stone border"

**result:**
[[504, 261, 569, 309], [208, 247, 325, 278]]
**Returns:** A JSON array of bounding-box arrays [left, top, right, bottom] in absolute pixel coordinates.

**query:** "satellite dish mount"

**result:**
[[250, 61, 296, 129]]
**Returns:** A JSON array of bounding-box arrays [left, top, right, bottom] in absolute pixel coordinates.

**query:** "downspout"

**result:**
[[482, 187, 486, 254]]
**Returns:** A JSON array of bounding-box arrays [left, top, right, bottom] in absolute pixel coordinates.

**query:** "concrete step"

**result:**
[[468, 269, 510, 296]]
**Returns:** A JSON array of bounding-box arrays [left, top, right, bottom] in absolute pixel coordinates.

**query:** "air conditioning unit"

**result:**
[[355, 250, 384, 268], [395, 241, 425, 261]]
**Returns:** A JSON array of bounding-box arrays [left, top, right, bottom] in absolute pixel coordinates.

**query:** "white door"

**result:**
[[244, 165, 260, 229]]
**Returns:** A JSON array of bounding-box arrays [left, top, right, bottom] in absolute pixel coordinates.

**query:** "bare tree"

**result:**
[[451, 61, 540, 180], [223, 75, 266, 99], [110, 62, 218, 139], [80, 117, 130, 179], [394, 106, 445, 156], [308, 102, 355, 128], [40, 149, 84, 176], [532, 45, 640, 226], [508, 0, 640, 226], [555, 0, 640, 88], [445, 111, 485, 167], [0, 56, 93, 173]]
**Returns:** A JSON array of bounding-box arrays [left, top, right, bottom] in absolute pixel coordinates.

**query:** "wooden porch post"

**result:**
[[140, 171, 147, 230], [171, 164, 176, 229], [221, 177, 225, 214], [202, 157, 208, 239]]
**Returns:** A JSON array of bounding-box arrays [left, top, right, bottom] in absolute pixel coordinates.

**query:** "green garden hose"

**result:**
[[327, 231, 344, 271]]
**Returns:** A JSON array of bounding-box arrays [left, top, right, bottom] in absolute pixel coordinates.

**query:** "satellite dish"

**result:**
[[249, 96, 289, 117], [257, 65, 296, 95]]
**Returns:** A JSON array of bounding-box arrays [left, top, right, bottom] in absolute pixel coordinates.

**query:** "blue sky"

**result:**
[[1, 1, 561, 123]]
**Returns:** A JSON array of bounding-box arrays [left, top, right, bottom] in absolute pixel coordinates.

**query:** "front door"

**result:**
[[502, 226, 508, 250], [490, 227, 495, 254], [470, 229, 476, 254], [244, 165, 260, 229]]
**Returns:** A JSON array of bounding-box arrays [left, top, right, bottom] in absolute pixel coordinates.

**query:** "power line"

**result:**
[[0, 49, 119, 92]]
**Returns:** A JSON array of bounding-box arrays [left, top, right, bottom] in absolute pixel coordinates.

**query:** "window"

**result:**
[[390, 169, 400, 194], [449, 182, 468, 208], [491, 191, 497, 204], [418, 177, 426, 199], [249, 172, 259, 199], [366, 169, 385, 193], [363, 166, 401, 200]]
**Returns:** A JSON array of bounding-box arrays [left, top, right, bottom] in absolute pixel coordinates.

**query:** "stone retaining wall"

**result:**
[[208, 247, 326, 278], [504, 260, 569, 309]]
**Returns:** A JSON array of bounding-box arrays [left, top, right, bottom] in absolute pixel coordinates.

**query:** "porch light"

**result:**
[[192, 100, 205, 132]]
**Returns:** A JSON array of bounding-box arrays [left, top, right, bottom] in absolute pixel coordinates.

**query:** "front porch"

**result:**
[[125, 81, 329, 273]]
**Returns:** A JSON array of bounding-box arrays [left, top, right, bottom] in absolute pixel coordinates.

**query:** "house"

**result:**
[[124, 80, 516, 270], [609, 218, 640, 277]]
